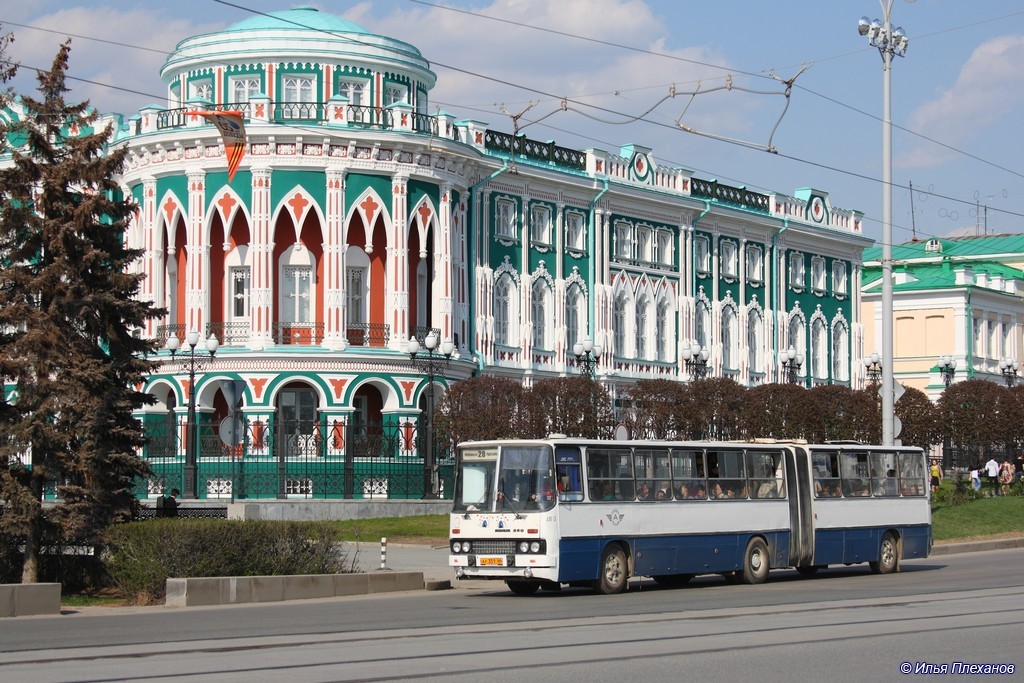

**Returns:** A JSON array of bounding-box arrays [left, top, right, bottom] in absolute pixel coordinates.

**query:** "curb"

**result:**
[[930, 536, 1024, 556]]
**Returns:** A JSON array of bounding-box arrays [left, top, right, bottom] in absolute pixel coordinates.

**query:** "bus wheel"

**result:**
[[653, 574, 693, 586], [742, 537, 770, 584], [506, 580, 540, 595], [870, 532, 899, 574], [595, 545, 628, 594]]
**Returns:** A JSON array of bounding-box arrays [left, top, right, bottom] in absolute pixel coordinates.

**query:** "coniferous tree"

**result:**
[[0, 40, 161, 582]]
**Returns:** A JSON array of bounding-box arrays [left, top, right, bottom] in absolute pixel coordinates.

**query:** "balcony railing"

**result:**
[[691, 178, 770, 214], [346, 323, 391, 348], [483, 130, 587, 170], [274, 322, 325, 346]]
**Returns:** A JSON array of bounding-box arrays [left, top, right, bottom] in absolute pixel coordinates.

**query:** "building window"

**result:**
[[230, 266, 250, 320], [614, 221, 632, 259], [811, 256, 826, 293], [614, 291, 629, 355], [832, 324, 849, 382], [811, 318, 827, 379], [789, 316, 805, 362], [231, 77, 261, 103], [281, 76, 316, 119], [190, 80, 213, 101], [565, 284, 583, 350], [384, 84, 407, 105], [282, 266, 312, 323], [566, 212, 585, 251], [695, 236, 710, 276], [637, 226, 653, 263], [495, 198, 516, 239], [635, 294, 650, 358], [494, 276, 513, 345], [832, 261, 848, 296], [746, 246, 763, 284], [656, 300, 671, 362], [530, 205, 551, 246], [346, 267, 366, 325], [722, 306, 737, 370], [747, 309, 762, 374], [789, 252, 805, 291], [337, 79, 366, 106], [656, 231, 672, 266], [973, 318, 984, 358], [721, 240, 738, 279], [695, 300, 711, 348], [531, 280, 549, 350]]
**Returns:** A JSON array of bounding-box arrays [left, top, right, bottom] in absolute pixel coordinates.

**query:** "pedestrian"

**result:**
[[984, 456, 1001, 496], [1015, 454, 1024, 484], [970, 465, 982, 492], [999, 459, 1013, 496], [156, 488, 180, 518], [930, 460, 942, 493]]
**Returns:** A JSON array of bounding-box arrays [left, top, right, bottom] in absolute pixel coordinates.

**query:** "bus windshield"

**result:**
[[497, 445, 556, 512]]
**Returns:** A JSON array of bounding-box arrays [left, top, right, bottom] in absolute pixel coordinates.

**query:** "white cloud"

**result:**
[[899, 34, 1024, 169]]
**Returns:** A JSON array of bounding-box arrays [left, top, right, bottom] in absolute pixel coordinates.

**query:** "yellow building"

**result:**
[[861, 234, 1024, 402]]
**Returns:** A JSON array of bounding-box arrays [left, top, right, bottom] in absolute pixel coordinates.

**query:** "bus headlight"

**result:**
[[530, 541, 541, 553], [451, 540, 471, 553], [518, 541, 530, 553]]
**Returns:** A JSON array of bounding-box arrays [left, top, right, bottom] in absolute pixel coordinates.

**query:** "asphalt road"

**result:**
[[1, 548, 1022, 682]]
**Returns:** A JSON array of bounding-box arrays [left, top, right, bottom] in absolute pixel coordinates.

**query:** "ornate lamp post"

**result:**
[[407, 331, 453, 498], [858, 4, 910, 446], [572, 337, 602, 379], [782, 346, 804, 385], [864, 352, 882, 385], [681, 341, 710, 380], [937, 355, 957, 388], [999, 357, 1018, 387], [166, 330, 219, 499]]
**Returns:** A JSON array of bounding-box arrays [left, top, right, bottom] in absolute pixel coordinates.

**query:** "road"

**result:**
[[1, 548, 1021, 682]]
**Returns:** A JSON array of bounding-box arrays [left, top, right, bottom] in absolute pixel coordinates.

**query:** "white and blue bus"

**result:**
[[449, 437, 931, 594]]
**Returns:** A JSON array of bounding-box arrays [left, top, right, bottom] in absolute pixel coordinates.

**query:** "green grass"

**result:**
[[61, 593, 127, 608], [932, 493, 1024, 541], [326, 515, 449, 545]]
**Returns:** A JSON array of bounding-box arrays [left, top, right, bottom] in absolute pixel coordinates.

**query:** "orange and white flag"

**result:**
[[189, 110, 247, 182]]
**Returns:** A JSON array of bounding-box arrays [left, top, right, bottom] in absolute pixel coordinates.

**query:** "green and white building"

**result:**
[[2, 7, 873, 500]]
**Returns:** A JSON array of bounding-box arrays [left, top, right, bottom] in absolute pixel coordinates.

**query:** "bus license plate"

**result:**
[[479, 556, 505, 566]]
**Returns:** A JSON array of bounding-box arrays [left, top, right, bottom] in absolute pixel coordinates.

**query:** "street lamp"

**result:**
[[858, 3, 910, 446], [681, 341, 710, 380], [999, 357, 1018, 387], [572, 337, 602, 379], [937, 355, 957, 387], [782, 346, 804, 385], [407, 331, 453, 498], [166, 330, 219, 499], [865, 352, 882, 385]]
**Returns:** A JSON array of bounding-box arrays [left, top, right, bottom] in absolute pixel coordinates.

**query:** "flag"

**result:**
[[189, 110, 247, 183]]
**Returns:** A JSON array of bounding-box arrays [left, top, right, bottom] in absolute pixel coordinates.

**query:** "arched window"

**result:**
[[811, 318, 827, 379], [493, 275, 516, 346], [531, 279, 550, 350], [722, 306, 737, 370], [656, 300, 671, 362], [695, 300, 711, 348], [613, 290, 629, 355], [832, 322, 849, 382], [565, 284, 584, 349], [635, 293, 650, 359], [747, 309, 763, 374], [788, 315, 805, 359]]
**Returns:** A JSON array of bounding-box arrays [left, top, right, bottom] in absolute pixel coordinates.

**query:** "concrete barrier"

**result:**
[[227, 500, 450, 522], [165, 571, 424, 608], [0, 583, 61, 617]]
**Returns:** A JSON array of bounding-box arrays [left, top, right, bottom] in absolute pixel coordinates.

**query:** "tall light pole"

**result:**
[[865, 352, 882, 385], [407, 331, 453, 498], [572, 337, 602, 379], [937, 355, 957, 388], [859, 5, 909, 446], [166, 330, 219, 499], [999, 357, 1018, 387]]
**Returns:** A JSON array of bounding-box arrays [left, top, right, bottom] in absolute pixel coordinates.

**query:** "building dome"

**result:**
[[161, 5, 435, 92]]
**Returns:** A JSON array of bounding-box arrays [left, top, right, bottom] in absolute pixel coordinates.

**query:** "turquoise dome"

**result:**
[[223, 6, 369, 35]]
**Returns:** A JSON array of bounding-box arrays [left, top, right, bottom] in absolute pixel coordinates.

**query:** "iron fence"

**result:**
[[138, 417, 453, 501]]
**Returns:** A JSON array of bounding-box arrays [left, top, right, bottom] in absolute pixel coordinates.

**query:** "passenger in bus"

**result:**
[[757, 479, 779, 499], [657, 482, 671, 499], [637, 482, 653, 501], [654, 488, 668, 500], [676, 483, 689, 499], [694, 485, 707, 499], [602, 483, 618, 501], [524, 493, 540, 510], [711, 482, 725, 499]]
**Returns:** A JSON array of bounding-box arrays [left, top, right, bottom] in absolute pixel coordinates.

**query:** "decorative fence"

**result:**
[[138, 417, 453, 501]]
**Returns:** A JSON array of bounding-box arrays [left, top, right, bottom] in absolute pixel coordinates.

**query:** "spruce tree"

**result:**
[[0, 39, 162, 582]]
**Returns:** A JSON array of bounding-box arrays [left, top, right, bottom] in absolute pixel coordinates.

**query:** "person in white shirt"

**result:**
[[984, 457, 1001, 496], [969, 466, 981, 492]]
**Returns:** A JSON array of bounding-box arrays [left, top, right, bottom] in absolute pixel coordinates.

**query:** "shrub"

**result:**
[[932, 477, 978, 507], [103, 519, 354, 603]]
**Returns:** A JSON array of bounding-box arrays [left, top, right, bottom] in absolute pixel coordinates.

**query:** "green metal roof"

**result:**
[[224, 7, 369, 35], [863, 233, 1024, 262]]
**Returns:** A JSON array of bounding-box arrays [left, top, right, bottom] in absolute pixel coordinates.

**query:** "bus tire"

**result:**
[[506, 580, 540, 595], [742, 537, 770, 584], [595, 545, 628, 595], [870, 532, 899, 574]]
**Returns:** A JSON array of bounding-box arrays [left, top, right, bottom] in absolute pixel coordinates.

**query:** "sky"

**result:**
[[4, 0, 1024, 250]]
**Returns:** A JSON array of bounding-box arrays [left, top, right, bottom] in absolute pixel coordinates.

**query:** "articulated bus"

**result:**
[[449, 437, 931, 594]]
